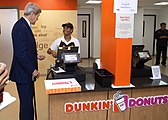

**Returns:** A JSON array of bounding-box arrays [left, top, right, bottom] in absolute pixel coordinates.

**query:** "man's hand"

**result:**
[[32, 69, 40, 79], [38, 55, 46, 60]]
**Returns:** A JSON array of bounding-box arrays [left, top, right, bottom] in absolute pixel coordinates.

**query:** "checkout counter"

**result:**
[[46, 66, 168, 120]]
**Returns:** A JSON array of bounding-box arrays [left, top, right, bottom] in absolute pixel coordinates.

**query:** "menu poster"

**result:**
[[115, 14, 134, 38], [114, 0, 138, 14]]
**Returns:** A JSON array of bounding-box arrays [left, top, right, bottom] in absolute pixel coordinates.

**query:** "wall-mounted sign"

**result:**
[[114, 0, 138, 14], [64, 91, 168, 113], [115, 14, 134, 38]]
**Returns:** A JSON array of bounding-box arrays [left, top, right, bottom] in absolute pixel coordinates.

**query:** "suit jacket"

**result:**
[[10, 17, 38, 83]]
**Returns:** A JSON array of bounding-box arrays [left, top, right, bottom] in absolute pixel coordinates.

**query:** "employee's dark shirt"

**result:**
[[59, 41, 75, 48], [155, 29, 168, 47]]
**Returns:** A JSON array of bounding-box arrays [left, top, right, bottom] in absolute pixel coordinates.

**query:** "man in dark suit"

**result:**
[[10, 2, 45, 120]]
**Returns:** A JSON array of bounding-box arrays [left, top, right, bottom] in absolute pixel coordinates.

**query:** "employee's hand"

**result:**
[[51, 51, 57, 58], [47, 48, 57, 58], [0, 62, 9, 90], [38, 55, 46, 60], [32, 69, 40, 79]]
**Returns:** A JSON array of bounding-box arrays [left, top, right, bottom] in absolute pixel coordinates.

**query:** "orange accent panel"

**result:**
[[101, 0, 132, 86], [101, 0, 116, 74], [0, 0, 77, 10]]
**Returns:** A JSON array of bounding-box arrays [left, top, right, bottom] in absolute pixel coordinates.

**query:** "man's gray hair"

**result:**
[[24, 2, 41, 16]]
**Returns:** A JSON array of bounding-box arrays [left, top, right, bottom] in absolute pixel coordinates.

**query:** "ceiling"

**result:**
[[77, 0, 167, 8]]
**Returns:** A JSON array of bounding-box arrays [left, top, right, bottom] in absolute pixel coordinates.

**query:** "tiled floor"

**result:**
[[1, 57, 168, 120]]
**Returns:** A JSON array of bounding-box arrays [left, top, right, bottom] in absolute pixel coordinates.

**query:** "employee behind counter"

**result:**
[[47, 22, 80, 58], [46, 22, 85, 81]]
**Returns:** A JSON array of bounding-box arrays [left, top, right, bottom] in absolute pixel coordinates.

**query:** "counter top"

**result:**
[[46, 67, 168, 93]]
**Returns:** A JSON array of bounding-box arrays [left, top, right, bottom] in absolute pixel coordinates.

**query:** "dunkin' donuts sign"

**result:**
[[64, 91, 168, 113]]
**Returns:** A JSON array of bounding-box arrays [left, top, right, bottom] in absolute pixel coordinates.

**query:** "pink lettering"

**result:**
[[151, 97, 157, 105], [143, 97, 151, 106], [129, 98, 136, 107], [136, 98, 143, 107]]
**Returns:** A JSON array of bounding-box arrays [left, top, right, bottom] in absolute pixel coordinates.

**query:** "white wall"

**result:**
[[77, 8, 93, 57], [144, 9, 159, 28], [78, 5, 168, 58], [92, 5, 101, 58], [133, 7, 144, 44], [157, 8, 168, 29], [78, 6, 145, 58], [78, 5, 101, 58], [144, 9, 159, 15]]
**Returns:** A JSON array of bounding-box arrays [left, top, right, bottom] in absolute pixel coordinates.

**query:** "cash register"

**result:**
[[131, 45, 152, 77], [50, 46, 86, 82]]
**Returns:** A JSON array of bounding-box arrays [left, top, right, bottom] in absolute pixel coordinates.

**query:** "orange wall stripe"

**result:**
[[101, 0, 132, 86], [0, 0, 77, 10]]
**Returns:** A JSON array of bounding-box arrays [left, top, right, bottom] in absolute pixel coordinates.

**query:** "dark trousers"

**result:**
[[16, 83, 34, 120], [156, 46, 167, 65]]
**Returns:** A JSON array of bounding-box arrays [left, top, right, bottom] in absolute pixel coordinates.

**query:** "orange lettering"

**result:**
[[65, 103, 73, 113]]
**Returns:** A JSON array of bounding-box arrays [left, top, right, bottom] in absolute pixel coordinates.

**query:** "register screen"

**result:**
[[138, 52, 150, 58], [64, 54, 77, 62]]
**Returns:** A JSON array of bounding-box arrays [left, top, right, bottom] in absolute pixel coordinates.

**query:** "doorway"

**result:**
[[143, 15, 156, 56], [77, 14, 90, 58]]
